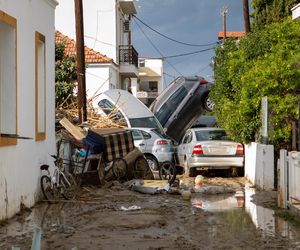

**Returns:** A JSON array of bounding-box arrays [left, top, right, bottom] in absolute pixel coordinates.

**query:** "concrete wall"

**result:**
[[245, 142, 274, 190], [0, 0, 57, 220]]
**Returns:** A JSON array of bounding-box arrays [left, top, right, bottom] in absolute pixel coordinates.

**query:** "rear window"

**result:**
[[129, 117, 164, 134], [195, 129, 229, 141]]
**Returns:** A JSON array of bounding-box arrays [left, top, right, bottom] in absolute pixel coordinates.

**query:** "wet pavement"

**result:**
[[1, 177, 300, 249]]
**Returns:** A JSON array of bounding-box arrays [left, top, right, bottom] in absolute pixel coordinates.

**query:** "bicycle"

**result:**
[[40, 153, 78, 203]]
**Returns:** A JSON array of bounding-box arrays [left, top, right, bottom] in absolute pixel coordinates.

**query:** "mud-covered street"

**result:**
[[1, 176, 300, 249]]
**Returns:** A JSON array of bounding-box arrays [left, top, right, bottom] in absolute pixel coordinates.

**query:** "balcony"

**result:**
[[118, 0, 137, 15], [119, 45, 139, 77]]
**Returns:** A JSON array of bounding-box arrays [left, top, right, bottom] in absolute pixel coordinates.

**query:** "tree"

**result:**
[[252, 0, 299, 30], [212, 19, 300, 151], [55, 41, 77, 107]]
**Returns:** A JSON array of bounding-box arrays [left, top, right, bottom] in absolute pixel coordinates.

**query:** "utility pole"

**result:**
[[243, 0, 251, 33], [221, 6, 228, 45], [74, 0, 87, 123]]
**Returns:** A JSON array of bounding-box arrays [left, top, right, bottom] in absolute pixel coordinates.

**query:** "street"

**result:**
[[1, 176, 300, 249]]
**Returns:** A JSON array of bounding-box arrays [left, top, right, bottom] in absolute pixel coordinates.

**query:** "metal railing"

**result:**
[[119, 45, 138, 68]]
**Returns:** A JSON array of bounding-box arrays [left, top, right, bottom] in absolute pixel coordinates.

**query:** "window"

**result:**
[[0, 10, 17, 146], [195, 129, 228, 141], [98, 99, 126, 125], [129, 116, 164, 135], [131, 130, 142, 140], [35, 32, 46, 141], [141, 130, 151, 139], [138, 59, 145, 67]]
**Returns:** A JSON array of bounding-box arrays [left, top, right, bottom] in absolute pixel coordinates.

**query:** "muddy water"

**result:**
[[1, 181, 300, 249], [191, 187, 300, 246]]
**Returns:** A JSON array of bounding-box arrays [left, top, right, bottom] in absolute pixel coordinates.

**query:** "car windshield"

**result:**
[[195, 129, 229, 141], [129, 117, 164, 134]]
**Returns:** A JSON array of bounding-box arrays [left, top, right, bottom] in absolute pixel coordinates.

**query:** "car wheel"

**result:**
[[184, 158, 195, 177], [145, 155, 159, 171], [203, 94, 215, 112]]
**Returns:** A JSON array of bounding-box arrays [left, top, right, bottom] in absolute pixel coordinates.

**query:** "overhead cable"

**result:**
[[133, 15, 218, 47], [133, 18, 182, 76], [163, 47, 214, 59]]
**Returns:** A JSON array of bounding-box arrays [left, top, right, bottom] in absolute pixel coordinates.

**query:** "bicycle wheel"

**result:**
[[41, 175, 57, 203], [159, 161, 177, 184], [60, 172, 79, 200], [112, 158, 127, 180], [133, 156, 153, 179]]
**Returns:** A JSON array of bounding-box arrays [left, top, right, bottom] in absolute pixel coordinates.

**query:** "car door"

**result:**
[[177, 131, 191, 164], [131, 129, 147, 153], [140, 130, 154, 154]]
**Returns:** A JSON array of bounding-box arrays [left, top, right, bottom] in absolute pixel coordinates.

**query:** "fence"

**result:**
[[278, 150, 300, 209]]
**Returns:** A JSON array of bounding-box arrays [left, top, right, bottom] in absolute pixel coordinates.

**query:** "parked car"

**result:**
[[127, 127, 174, 171], [176, 127, 244, 177], [149, 76, 214, 142], [96, 89, 164, 135]]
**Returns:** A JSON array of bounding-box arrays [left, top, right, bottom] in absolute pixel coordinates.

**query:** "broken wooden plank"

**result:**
[[59, 117, 85, 141]]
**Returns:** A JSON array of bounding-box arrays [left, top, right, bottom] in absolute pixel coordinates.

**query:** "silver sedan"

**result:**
[[176, 127, 244, 177]]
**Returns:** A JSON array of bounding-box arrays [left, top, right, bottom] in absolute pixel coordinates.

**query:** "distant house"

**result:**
[[0, 0, 58, 219], [55, 31, 116, 108], [55, 0, 139, 108], [137, 57, 165, 107], [217, 31, 246, 40]]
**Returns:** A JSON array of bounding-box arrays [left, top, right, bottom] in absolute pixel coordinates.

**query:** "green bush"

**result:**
[[55, 41, 77, 107], [212, 18, 300, 150]]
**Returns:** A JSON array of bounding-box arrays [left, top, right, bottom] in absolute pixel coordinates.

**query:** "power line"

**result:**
[[133, 15, 218, 47], [163, 47, 214, 59], [133, 18, 182, 76]]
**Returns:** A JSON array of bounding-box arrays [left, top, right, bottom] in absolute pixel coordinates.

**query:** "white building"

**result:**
[[0, 0, 57, 219], [137, 57, 165, 107], [55, 0, 139, 108]]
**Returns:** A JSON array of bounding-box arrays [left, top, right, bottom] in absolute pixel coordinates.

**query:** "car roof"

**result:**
[[190, 127, 225, 132], [127, 127, 153, 132], [98, 89, 155, 119]]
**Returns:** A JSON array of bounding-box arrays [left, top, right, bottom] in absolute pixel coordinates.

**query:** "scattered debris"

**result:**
[[120, 205, 142, 211]]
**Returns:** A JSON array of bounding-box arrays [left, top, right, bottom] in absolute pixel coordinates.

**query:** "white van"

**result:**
[[96, 89, 165, 135]]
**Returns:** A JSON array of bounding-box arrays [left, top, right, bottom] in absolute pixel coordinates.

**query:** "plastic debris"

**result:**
[[120, 205, 142, 211]]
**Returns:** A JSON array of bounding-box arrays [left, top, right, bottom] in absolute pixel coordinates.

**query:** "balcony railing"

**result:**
[[119, 45, 138, 68]]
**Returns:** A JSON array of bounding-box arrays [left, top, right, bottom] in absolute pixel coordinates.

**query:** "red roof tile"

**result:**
[[55, 31, 113, 63], [217, 31, 246, 39]]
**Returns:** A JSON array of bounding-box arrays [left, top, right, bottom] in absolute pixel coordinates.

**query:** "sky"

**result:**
[[131, 0, 246, 84]]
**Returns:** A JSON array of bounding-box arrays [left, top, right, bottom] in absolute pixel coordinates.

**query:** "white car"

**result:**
[[96, 89, 164, 135], [127, 127, 174, 171], [177, 127, 244, 177]]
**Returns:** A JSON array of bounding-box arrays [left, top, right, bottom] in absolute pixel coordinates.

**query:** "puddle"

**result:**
[[191, 186, 300, 244]]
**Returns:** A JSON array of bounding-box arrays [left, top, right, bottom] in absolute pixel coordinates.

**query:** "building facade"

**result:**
[[136, 57, 165, 107], [55, 0, 139, 108], [0, 0, 57, 219]]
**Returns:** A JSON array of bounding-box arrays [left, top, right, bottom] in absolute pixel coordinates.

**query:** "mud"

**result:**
[[1, 176, 300, 249]]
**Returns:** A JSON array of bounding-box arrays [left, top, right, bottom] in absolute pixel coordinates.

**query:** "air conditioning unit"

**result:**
[[123, 20, 130, 32]]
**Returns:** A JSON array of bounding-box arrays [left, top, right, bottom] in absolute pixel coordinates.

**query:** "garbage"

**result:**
[[129, 179, 171, 195], [194, 175, 204, 188], [120, 205, 142, 211]]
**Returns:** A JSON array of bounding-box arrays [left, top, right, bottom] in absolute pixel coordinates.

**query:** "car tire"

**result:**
[[184, 158, 195, 177], [145, 154, 159, 171], [159, 161, 177, 184], [203, 94, 215, 112]]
